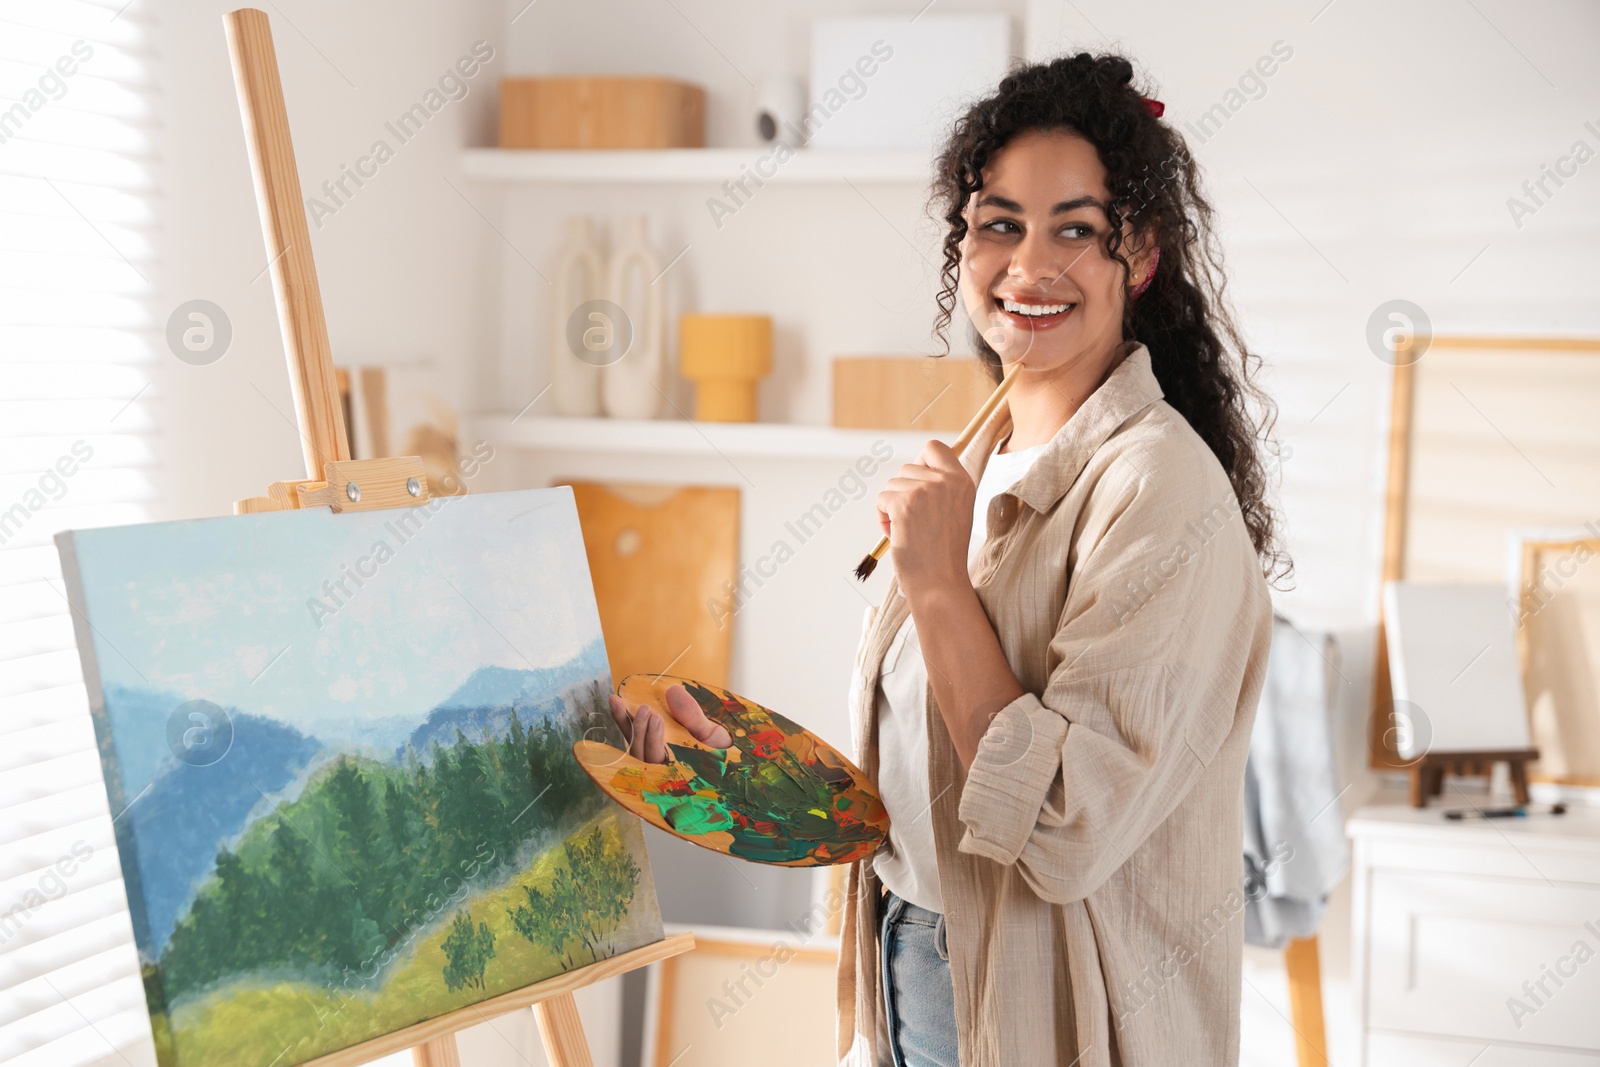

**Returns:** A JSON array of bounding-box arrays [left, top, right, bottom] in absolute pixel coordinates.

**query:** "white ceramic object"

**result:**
[[548, 215, 606, 416], [601, 214, 666, 419], [755, 75, 807, 145]]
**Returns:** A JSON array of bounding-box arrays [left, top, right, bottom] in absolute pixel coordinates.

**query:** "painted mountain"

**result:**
[[55, 488, 663, 1067], [105, 695, 324, 953], [401, 642, 611, 761]]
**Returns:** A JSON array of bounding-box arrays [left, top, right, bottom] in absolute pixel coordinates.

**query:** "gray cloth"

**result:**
[[1242, 614, 1350, 949]]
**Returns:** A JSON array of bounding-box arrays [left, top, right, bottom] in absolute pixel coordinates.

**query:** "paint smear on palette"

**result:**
[[573, 675, 888, 866]]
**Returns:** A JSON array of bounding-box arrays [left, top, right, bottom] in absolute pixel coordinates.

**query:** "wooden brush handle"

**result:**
[[866, 364, 1021, 562], [947, 363, 1021, 455]]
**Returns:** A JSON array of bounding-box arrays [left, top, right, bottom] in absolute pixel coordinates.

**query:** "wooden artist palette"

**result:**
[[573, 676, 888, 866]]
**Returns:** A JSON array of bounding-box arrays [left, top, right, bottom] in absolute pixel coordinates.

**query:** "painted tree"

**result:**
[[570, 828, 640, 959], [440, 908, 496, 992], [526, 718, 587, 824], [510, 873, 581, 968], [325, 758, 389, 927], [436, 727, 498, 875], [499, 708, 535, 813], [382, 776, 423, 912], [508, 828, 640, 967], [266, 818, 315, 957]]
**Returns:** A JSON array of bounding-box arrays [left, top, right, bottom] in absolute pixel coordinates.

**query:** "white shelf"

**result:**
[[469, 414, 933, 460], [459, 147, 932, 185]]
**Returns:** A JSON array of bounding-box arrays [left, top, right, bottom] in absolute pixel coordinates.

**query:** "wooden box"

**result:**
[[832, 356, 996, 431], [499, 77, 705, 148]]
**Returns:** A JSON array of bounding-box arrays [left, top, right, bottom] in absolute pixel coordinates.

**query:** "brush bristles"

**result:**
[[853, 554, 879, 582]]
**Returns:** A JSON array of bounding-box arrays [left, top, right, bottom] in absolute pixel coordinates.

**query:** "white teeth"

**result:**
[[1001, 298, 1073, 317]]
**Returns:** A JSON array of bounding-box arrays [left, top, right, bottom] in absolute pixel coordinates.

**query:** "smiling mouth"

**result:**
[[995, 296, 1076, 329]]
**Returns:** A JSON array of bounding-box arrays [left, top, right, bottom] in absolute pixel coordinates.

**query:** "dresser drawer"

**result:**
[[1364, 836, 1600, 884], [1369, 1030, 1600, 1066], [1367, 870, 1600, 1050]]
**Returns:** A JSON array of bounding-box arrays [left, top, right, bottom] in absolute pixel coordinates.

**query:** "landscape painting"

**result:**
[[55, 487, 664, 1067]]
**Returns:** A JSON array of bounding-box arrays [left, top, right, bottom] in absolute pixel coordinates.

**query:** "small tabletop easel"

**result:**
[[221, 10, 692, 1065], [1405, 749, 1538, 809]]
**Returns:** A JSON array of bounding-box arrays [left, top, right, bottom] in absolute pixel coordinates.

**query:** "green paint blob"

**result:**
[[642, 791, 734, 834]]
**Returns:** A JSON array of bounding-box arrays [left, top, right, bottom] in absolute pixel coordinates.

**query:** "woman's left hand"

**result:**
[[608, 685, 733, 764], [875, 440, 976, 602]]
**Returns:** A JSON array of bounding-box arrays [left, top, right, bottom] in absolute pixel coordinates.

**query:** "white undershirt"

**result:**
[[871, 439, 1046, 913]]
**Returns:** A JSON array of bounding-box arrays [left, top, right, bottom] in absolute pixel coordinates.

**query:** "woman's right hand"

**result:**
[[607, 684, 734, 764]]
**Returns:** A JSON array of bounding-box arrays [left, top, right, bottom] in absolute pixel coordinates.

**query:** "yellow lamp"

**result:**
[[678, 314, 772, 422]]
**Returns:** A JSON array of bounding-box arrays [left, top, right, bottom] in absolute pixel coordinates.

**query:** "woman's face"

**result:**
[[958, 128, 1153, 374]]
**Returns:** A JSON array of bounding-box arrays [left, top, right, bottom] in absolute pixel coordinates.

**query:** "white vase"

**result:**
[[548, 215, 606, 417], [601, 214, 666, 420]]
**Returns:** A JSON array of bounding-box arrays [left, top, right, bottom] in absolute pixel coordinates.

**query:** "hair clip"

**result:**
[[1140, 97, 1165, 118], [1131, 247, 1160, 299]]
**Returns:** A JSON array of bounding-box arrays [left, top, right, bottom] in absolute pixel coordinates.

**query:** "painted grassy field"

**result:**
[[159, 808, 660, 1067]]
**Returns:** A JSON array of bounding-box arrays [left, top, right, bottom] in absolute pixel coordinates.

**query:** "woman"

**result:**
[[610, 52, 1287, 1067]]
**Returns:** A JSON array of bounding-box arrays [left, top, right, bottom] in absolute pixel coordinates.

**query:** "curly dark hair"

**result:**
[[930, 52, 1290, 585]]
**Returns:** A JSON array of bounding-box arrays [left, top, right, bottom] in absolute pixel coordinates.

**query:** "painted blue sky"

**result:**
[[61, 488, 603, 741]]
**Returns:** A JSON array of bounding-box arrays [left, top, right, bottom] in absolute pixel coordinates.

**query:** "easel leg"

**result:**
[[534, 992, 595, 1067], [413, 1035, 462, 1067], [1284, 935, 1329, 1067], [1509, 759, 1532, 804]]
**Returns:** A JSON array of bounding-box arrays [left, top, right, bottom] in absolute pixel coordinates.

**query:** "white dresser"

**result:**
[[1349, 802, 1600, 1065]]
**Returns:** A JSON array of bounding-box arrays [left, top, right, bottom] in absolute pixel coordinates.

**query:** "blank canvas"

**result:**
[[1383, 581, 1532, 757]]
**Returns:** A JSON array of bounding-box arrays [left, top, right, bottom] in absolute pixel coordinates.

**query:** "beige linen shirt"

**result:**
[[836, 344, 1274, 1067]]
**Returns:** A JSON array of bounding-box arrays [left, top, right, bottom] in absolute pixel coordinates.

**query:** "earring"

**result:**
[[1130, 246, 1160, 300]]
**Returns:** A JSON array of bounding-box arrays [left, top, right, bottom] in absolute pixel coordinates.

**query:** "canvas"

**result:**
[[55, 486, 664, 1067], [1382, 580, 1533, 757]]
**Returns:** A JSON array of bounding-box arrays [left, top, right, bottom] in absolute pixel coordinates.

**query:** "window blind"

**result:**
[[0, 1, 160, 1064]]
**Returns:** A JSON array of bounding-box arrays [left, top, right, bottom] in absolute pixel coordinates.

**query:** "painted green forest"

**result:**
[[155, 706, 627, 1008], [153, 812, 649, 1067]]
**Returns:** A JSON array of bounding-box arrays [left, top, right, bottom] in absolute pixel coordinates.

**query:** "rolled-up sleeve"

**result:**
[[956, 458, 1265, 904]]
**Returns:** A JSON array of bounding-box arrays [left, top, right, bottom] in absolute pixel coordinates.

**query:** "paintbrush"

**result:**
[[853, 360, 1022, 581]]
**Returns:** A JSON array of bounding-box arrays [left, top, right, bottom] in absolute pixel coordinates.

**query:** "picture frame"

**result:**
[[1514, 532, 1600, 786]]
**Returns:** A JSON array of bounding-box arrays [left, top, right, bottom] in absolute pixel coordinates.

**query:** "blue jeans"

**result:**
[[879, 889, 959, 1067]]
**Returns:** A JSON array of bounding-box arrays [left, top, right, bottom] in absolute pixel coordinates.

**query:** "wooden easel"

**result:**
[[221, 9, 692, 1065]]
